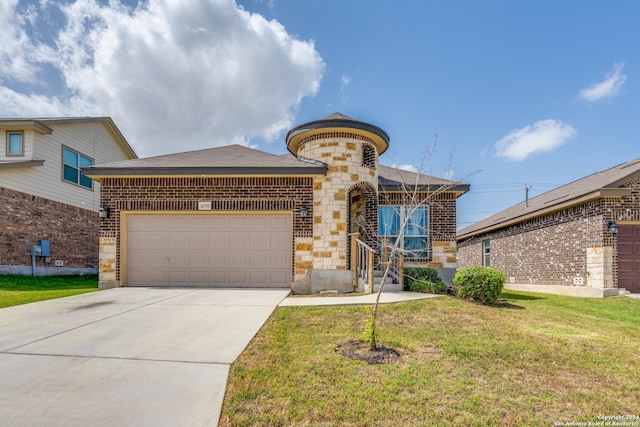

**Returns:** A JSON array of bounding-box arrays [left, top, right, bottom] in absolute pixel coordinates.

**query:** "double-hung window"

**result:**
[[6, 131, 24, 156], [378, 205, 429, 258], [63, 147, 94, 189], [483, 239, 490, 267]]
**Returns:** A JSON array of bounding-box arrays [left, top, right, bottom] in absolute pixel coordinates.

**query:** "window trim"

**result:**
[[62, 145, 94, 190], [378, 204, 430, 259], [482, 239, 490, 267], [6, 131, 24, 157]]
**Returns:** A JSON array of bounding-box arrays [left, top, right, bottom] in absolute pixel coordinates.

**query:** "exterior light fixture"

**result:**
[[300, 206, 308, 218], [607, 221, 618, 236], [98, 206, 111, 219]]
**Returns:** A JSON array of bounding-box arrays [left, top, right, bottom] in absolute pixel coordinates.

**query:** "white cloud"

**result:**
[[579, 63, 626, 102], [0, 0, 325, 156], [340, 74, 351, 92], [443, 169, 454, 180], [397, 164, 418, 172], [495, 120, 576, 161]]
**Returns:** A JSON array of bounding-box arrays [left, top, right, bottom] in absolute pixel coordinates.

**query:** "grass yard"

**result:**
[[221, 292, 640, 426], [0, 275, 98, 308]]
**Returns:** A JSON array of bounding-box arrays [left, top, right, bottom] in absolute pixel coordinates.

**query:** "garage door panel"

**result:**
[[189, 233, 210, 250], [169, 271, 187, 284], [228, 252, 249, 267], [229, 271, 249, 284], [270, 271, 290, 283], [189, 271, 208, 285], [168, 253, 186, 266], [270, 216, 290, 231], [189, 253, 209, 266], [250, 234, 270, 250], [127, 214, 291, 287], [228, 234, 250, 249], [228, 217, 249, 230], [248, 216, 268, 229]]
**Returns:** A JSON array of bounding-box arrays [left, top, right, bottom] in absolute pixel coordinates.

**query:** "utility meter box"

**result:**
[[31, 245, 42, 256], [39, 239, 50, 257]]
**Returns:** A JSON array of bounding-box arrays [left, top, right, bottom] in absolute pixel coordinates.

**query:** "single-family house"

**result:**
[[83, 113, 469, 292], [457, 158, 640, 297], [0, 118, 137, 275]]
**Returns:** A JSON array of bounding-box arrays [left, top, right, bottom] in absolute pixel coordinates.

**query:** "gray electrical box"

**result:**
[[31, 245, 42, 256], [39, 239, 50, 257]]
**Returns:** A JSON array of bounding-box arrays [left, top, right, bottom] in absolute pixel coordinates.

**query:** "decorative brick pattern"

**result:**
[[0, 186, 98, 269], [99, 177, 313, 282]]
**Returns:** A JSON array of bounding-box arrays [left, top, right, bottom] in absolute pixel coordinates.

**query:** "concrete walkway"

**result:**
[[279, 291, 441, 306], [0, 287, 290, 427]]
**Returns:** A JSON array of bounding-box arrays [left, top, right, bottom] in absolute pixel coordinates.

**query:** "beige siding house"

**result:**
[[0, 118, 137, 275]]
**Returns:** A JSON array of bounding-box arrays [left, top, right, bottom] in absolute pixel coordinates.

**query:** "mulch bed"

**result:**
[[337, 341, 402, 365]]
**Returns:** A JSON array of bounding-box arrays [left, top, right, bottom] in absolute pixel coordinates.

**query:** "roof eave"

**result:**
[[378, 183, 470, 196], [286, 120, 390, 156], [82, 166, 328, 179], [0, 120, 53, 134], [457, 187, 632, 240]]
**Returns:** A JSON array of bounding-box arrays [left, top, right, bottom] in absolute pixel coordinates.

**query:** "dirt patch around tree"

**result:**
[[337, 341, 402, 365]]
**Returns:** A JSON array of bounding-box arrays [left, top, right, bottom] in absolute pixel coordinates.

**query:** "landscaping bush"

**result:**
[[452, 266, 505, 304], [404, 267, 447, 294]]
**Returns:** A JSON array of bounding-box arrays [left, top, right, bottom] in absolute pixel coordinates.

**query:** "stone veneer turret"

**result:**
[[286, 113, 389, 279]]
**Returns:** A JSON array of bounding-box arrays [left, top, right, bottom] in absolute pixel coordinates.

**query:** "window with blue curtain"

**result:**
[[63, 147, 94, 189], [378, 205, 429, 258]]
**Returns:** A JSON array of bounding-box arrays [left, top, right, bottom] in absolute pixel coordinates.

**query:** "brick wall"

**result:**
[[458, 199, 607, 286], [0, 186, 98, 269], [99, 176, 313, 282]]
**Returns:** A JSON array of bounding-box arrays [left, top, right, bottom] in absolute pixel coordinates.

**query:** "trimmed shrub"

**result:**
[[404, 268, 447, 294], [452, 266, 505, 305]]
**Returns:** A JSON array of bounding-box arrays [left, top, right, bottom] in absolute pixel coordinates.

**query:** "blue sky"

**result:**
[[1, 0, 638, 228]]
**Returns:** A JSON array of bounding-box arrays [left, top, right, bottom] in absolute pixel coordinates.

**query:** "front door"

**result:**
[[617, 224, 640, 293]]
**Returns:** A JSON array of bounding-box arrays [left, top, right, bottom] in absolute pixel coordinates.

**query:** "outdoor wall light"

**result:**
[[300, 206, 308, 218], [98, 206, 111, 219], [607, 221, 618, 236]]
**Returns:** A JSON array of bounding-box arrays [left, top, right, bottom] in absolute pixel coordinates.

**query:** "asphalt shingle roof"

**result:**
[[83, 144, 326, 176], [457, 158, 640, 239]]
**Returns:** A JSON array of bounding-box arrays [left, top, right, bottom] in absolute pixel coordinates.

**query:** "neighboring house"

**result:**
[[0, 118, 137, 275], [457, 158, 640, 297], [84, 113, 469, 292]]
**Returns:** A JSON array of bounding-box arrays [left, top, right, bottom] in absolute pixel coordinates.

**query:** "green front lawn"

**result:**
[[0, 275, 98, 308], [221, 292, 640, 426]]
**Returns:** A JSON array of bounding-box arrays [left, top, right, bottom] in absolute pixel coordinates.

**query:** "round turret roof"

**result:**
[[286, 113, 390, 156]]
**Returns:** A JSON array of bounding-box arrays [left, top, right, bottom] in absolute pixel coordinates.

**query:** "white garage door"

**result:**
[[126, 214, 291, 287]]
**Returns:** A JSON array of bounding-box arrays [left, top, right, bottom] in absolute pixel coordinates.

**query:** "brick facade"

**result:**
[[0, 186, 98, 271], [98, 177, 313, 285], [458, 190, 639, 289]]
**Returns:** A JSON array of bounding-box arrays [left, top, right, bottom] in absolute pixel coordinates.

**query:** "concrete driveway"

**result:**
[[0, 287, 290, 427]]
